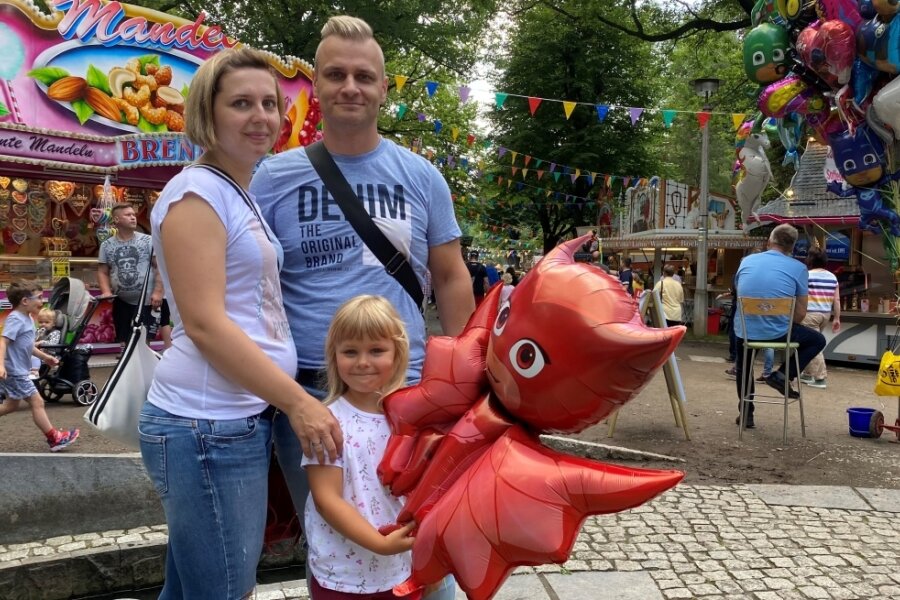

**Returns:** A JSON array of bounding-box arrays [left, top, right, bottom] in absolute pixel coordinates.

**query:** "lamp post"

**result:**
[[691, 77, 720, 337]]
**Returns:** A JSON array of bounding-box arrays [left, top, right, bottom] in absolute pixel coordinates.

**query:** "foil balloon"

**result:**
[[856, 0, 900, 73], [872, 76, 900, 139], [379, 236, 685, 600], [735, 132, 773, 228], [817, 0, 862, 27], [743, 23, 791, 84], [795, 20, 856, 88]]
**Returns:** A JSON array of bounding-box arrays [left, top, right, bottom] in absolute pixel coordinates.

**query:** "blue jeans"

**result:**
[[762, 347, 774, 376], [734, 323, 826, 416], [139, 401, 273, 600]]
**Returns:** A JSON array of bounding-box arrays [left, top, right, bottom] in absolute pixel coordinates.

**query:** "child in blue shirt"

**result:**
[[0, 281, 78, 451]]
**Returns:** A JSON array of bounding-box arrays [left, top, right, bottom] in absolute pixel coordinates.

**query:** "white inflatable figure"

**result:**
[[873, 76, 900, 140], [735, 132, 773, 229]]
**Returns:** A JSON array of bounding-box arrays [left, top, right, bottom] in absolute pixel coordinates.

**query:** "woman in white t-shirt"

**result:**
[[139, 48, 342, 600]]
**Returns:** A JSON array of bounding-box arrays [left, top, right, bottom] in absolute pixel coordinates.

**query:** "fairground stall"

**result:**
[[752, 140, 897, 366], [0, 0, 317, 352], [601, 177, 764, 333]]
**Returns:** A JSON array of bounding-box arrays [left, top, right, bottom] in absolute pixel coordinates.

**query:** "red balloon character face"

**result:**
[[485, 243, 684, 434]]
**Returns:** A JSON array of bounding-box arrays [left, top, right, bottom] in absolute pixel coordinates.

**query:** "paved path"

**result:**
[[3, 483, 898, 599]]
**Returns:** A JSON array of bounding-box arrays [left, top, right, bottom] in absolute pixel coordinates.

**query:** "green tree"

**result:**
[[484, 2, 669, 253]]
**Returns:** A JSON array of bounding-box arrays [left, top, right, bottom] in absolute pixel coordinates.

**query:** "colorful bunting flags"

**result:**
[[394, 75, 408, 92], [459, 86, 471, 104], [697, 111, 711, 128], [629, 107, 644, 126], [425, 81, 439, 97], [495, 93, 508, 108], [563, 101, 576, 120], [528, 97, 542, 116], [595, 105, 609, 122], [661, 110, 676, 128], [396, 103, 407, 119], [731, 113, 747, 131]]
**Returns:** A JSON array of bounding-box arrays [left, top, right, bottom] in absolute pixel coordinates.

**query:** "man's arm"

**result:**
[[429, 239, 475, 336], [831, 285, 841, 332], [793, 295, 808, 323], [97, 263, 113, 297], [149, 256, 164, 309]]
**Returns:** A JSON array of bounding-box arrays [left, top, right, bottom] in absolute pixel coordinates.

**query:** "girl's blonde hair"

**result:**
[[37, 308, 59, 325], [324, 295, 409, 405]]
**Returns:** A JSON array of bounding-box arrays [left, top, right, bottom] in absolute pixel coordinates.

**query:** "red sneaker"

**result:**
[[48, 428, 80, 452]]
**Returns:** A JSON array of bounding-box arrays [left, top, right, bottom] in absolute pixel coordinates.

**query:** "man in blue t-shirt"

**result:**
[[619, 257, 634, 295], [251, 15, 474, 527], [733, 224, 826, 428]]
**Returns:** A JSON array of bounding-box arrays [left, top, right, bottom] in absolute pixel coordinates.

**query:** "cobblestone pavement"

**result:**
[[3, 484, 899, 599]]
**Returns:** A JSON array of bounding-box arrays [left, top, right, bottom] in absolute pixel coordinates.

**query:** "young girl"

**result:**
[[303, 295, 453, 600], [35, 309, 62, 347]]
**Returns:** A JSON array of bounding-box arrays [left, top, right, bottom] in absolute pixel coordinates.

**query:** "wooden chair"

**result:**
[[737, 296, 806, 443]]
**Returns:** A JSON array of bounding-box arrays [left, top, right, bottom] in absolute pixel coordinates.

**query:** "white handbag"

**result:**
[[85, 256, 159, 449]]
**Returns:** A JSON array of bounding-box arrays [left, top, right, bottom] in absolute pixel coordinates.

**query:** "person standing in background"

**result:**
[[799, 247, 840, 388], [653, 264, 684, 326], [466, 251, 490, 307]]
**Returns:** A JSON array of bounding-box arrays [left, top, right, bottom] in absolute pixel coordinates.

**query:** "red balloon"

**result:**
[[379, 235, 686, 600]]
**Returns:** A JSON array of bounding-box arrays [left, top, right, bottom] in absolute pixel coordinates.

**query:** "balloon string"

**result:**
[[761, 181, 888, 268]]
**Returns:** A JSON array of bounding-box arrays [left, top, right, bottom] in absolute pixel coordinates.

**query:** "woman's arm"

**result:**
[[160, 195, 342, 461], [307, 465, 415, 555]]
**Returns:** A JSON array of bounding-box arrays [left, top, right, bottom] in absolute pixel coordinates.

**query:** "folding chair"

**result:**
[[737, 296, 806, 443]]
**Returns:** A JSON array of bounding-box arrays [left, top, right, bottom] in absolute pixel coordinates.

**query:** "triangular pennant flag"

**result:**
[[524, 155, 532, 166], [553, 172, 562, 182], [466, 134, 475, 146], [417, 113, 427, 122], [396, 103, 407, 119], [589, 172, 597, 185], [604, 175, 611, 188], [574, 168, 581, 179], [522, 168, 529, 179], [629, 107, 644, 126], [570, 173, 578, 184], [623, 176, 631, 188], [563, 101, 577, 120], [495, 93, 508, 108], [512, 167, 520, 177], [451, 126, 459, 142], [516, 183, 524, 191], [595, 104, 609, 122], [549, 163, 557, 172], [434, 119, 443, 133], [425, 81, 439, 97], [528, 97, 542, 116], [537, 170, 545, 180], [732, 113, 747, 131], [459, 86, 471, 104], [661, 110, 676, 128], [507, 180, 512, 189], [696, 111, 711, 128], [394, 75, 408, 92], [498, 146, 507, 159], [497, 176, 503, 186], [534, 159, 543, 169], [545, 190, 552, 197]]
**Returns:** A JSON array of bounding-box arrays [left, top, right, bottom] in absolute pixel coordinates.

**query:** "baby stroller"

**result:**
[[35, 277, 100, 406]]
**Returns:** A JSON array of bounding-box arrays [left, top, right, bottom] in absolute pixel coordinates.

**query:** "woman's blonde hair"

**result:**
[[324, 295, 409, 405], [184, 47, 285, 150]]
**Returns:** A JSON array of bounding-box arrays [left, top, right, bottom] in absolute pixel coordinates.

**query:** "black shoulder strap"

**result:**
[[305, 141, 424, 308]]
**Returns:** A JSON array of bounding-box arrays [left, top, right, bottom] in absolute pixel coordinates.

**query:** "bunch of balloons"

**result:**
[[742, 0, 900, 242]]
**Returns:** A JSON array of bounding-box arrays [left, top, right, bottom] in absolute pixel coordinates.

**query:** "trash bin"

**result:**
[[707, 308, 722, 335]]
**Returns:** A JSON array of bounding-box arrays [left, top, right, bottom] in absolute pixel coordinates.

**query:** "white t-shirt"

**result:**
[[147, 168, 296, 419], [302, 397, 409, 594]]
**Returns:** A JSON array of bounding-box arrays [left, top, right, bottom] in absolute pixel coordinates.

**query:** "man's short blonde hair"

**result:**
[[769, 223, 799, 251], [315, 15, 384, 74], [185, 47, 285, 151]]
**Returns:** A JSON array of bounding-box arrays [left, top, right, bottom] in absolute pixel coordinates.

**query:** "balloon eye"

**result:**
[[508, 339, 547, 379], [772, 49, 784, 62], [493, 303, 511, 336], [843, 159, 857, 172], [752, 51, 765, 67], [864, 153, 877, 165]]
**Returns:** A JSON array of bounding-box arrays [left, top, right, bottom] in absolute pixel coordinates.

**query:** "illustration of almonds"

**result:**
[[48, 76, 87, 102], [85, 87, 122, 122]]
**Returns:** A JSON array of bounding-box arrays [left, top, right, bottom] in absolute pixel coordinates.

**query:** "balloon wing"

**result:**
[[395, 426, 684, 600]]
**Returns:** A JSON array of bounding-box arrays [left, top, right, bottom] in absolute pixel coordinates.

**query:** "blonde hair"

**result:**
[[501, 272, 513, 285], [37, 308, 58, 325], [324, 295, 409, 406], [315, 15, 384, 74], [185, 47, 285, 151]]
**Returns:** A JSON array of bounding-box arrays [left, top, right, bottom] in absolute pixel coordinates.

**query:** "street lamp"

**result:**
[[690, 77, 720, 337]]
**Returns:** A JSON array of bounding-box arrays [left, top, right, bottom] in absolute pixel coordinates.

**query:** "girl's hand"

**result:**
[[379, 521, 416, 555], [287, 394, 343, 463]]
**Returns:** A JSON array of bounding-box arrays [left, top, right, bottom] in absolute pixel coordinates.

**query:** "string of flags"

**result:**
[[389, 72, 750, 130]]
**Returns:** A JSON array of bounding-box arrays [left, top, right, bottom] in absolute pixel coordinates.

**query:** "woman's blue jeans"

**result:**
[[139, 401, 273, 600]]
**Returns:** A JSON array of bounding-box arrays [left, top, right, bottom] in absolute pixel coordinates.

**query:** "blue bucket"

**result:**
[[847, 407, 876, 438]]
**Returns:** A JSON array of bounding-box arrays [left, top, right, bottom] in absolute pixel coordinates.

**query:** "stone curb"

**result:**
[[541, 434, 685, 463]]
